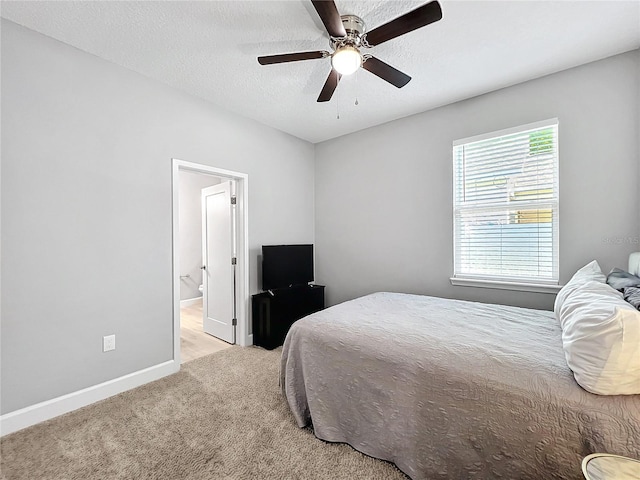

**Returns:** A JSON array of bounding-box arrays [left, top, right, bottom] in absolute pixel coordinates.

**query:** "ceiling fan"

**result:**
[[257, 0, 442, 102]]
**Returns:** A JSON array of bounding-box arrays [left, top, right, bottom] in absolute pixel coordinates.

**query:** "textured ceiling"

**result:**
[[2, 1, 639, 143]]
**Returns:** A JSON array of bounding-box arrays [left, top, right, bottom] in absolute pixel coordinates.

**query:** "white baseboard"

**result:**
[[0, 359, 179, 437], [180, 296, 203, 308]]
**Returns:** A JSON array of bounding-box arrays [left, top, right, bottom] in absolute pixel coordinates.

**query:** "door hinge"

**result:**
[[230, 196, 237, 205], [232, 318, 237, 326], [231, 257, 237, 265]]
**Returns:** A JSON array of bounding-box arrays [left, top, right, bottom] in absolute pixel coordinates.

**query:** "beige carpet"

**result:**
[[1, 347, 407, 480]]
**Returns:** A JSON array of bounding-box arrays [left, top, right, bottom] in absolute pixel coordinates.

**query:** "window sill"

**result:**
[[450, 277, 562, 294]]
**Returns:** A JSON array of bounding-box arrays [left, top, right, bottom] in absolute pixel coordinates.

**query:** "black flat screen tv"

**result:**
[[262, 244, 314, 290]]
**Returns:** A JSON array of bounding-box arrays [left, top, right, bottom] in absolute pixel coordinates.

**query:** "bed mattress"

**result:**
[[280, 292, 640, 479]]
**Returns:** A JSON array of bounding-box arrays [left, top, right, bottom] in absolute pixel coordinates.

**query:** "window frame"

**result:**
[[450, 119, 561, 293]]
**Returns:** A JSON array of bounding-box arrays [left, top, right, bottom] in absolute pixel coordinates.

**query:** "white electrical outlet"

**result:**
[[103, 334, 116, 352]]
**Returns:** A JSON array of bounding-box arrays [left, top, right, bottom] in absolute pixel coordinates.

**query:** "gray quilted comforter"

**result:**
[[280, 292, 640, 479]]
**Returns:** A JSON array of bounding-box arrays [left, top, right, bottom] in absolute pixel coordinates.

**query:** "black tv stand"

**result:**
[[252, 284, 325, 350]]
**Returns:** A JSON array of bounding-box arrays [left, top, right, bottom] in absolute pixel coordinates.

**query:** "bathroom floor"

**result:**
[[180, 299, 233, 364]]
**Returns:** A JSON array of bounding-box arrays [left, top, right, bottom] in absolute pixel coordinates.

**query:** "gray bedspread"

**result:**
[[280, 292, 640, 479]]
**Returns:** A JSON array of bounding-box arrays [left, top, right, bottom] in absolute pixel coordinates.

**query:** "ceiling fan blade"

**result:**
[[311, 0, 347, 38], [364, 1, 442, 46], [258, 51, 328, 65], [317, 69, 341, 102], [362, 56, 411, 88]]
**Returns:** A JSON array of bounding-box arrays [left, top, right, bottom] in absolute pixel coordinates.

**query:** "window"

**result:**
[[452, 119, 559, 290]]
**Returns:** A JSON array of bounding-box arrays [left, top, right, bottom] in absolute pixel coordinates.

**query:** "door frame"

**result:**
[[171, 159, 251, 364]]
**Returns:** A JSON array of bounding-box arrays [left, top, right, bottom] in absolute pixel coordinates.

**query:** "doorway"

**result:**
[[172, 159, 250, 365]]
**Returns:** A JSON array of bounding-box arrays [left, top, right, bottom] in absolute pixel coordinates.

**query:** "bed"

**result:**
[[280, 259, 640, 479]]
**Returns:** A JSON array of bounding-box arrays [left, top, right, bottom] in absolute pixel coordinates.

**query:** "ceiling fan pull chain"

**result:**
[[336, 81, 340, 119], [355, 69, 359, 106]]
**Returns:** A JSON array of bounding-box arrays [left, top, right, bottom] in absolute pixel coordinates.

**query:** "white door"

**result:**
[[201, 181, 236, 344]]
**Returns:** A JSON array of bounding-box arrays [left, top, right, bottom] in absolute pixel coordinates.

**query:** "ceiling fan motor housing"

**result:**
[[331, 14, 365, 50], [341, 15, 365, 37]]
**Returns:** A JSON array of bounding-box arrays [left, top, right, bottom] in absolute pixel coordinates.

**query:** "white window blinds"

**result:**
[[453, 119, 559, 284]]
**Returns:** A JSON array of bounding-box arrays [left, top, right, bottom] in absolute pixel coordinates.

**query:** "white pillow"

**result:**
[[558, 279, 640, 395], [554, 260, 606, 318]]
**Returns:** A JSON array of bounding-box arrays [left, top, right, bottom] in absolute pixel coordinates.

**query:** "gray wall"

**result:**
[[178, 171, 220, 301], [1, 20, 315, 414], [315, 50, 640, 310]]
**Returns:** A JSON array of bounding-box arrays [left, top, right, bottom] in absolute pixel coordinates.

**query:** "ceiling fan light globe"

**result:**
[[331, 46, 362, 76]]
